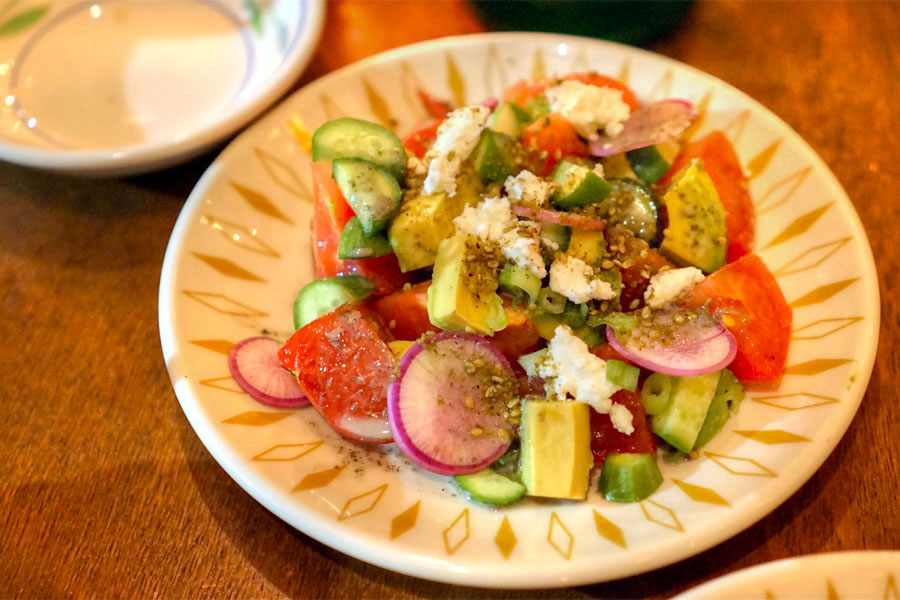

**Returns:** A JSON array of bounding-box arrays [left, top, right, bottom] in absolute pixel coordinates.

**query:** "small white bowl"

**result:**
[[0, 0, 324, 176]]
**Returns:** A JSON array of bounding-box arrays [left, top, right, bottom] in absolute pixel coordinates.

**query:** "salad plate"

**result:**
[[159, 32, 879, 588], [0, 0, 324, 176], [673, 551, 900, 599]]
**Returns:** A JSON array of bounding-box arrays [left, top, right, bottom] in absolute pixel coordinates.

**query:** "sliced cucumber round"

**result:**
[[292, 275, 376, 330], [337, 217, 394, 260], [332, 157, 402, 235], [311, 117, 406, 180], [453, 468, 526, 507]]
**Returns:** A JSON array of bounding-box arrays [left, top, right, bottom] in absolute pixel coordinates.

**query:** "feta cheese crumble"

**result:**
[[423, 105, 490, 197], [536, 325, 632, 434], [643, 266, 705, 308], [504, 170, 555, 208], [545, 80, 631, 140], [454, 196, 547, 278], [549, 254, 616, 303]]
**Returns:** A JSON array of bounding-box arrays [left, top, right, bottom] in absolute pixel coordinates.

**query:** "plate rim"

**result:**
[[0, 0, 325, 176], [158, 31, 881, 588]]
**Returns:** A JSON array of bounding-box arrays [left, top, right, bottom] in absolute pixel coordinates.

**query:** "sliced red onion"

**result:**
[[480, 97, 499, 110], [387, 332, 515, 476], [589, 99, 697, 157], [606, 309, 736, 377], [512, 205, 606, 230], [228, 337, 308, 408]]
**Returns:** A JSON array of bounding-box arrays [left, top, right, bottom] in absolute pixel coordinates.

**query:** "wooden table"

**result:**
[[2, 1, 897, 597]]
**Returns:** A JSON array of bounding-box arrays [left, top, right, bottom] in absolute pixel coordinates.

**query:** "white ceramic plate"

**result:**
[[673, 551, 900, 599], [0, 0, 323, 176], [159, 33, 879, 588]]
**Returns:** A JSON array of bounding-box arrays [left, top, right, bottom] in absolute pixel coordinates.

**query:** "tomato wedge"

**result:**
[[369, 281, 541, 361], [659, 131, 755, 263], [279, 303, 395, 443], [417, 89, 453, 119], [402, 118, 442, 159], [605, 225, 675, 310], [311, 162, 409, 295], [590, 390, 656, 468], [680, 253, 791, 382], [521, 114, 589, 176]]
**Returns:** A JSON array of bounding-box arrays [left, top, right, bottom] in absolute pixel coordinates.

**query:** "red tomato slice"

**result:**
[[605, 225, 675, 310], [512, 204, 605, 230], [590, 390, 656, 468], [369, 281, 540, 361], [680, 253, 791, 382], [659, 131, 755, 263], [279, 303, 395, 443], [504, 72, 640, 112], [402, 118, 442, 159], [417, 89, 453, 119], [311, 162, 409, 295], [521, 114, 589, 176]]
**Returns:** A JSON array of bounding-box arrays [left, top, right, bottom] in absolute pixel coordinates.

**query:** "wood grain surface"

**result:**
[[1, 1, 897, 598]]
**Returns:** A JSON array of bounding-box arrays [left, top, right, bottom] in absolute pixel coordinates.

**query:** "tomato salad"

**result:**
[[229, 72, 792, 506]]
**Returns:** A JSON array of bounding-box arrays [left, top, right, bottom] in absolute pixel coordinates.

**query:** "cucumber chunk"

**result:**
[[626, 145, 670, 184], [498, 263, 541, 302], [693, 369, 744, 450], [552, 160, 612, 208], [599, 453, 663, 502], [292, 275, 376, 330], [453, 469, 526, 507], [337, 217, 394, 260], [332, 157, 402, 235], [472, 129, 517, 182], [540, 222, 571, 254], [311, 117, 406, 179], [487, 101, 531, 138], [651, 371, 722, 453]]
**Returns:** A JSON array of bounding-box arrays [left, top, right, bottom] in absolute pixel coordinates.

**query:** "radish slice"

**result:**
[[512, 205, 606, 230], [480, 97, 499, 110], [388, 332, 516, 476], [606, 309, 737, 377], [229, 337, 308, 408], [589, 99, 697, 157]]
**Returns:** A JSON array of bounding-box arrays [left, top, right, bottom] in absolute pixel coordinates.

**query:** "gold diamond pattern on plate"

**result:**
[[792, 316, 863, 341], [827, 579, 840, 600], [230, 181, 294, 225], [756, 166, 812, 215], [571, 45, 589, 72], [753, 392, 838, 411], [682, 90, 712, 142], [640, 499, 683, 532], [338, 483, 388, 521], [223, 411, 293, 426], [199, 376, 245, 394], [293, 464, 346, 492], [530, 48, 545, 80], [494, 516, 516, 559], [547, 512, 574, 560], [616, 59, 630, 85], [746, 139, 781, 180], [646, 69, 673, 102], [399, 61, 427, 119], [183, 290, 269, 318], [672, 479, 730, 506], [253, 147, 311, 200], [199, 215, 281, 258], [764, 203, 833, 249], [783, 358, 853, 376], [723, 110, 750, 144], [773, 237, 851, 278], [191, 252, 266, 282], [592, 510, 626, 549], [789, 279, 858, 309], [286, 115, 313, 154], [483, 45, 507, 99], [705, 452, 777, 477], [253, 441, 323, 461], [734, 429, 810, 444], [319, 93, 349, 121], [886, 574, 899, 600], [390, 500, 420, 540], [446, 53, 465, 108], [189, 339, 235, 356], [443, 508, 470, 555], [765, 590, 775, 600], [363, 77, 395, 130]]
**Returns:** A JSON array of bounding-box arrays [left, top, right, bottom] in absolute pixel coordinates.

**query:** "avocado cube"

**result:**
[[520, 400, 593, 499]]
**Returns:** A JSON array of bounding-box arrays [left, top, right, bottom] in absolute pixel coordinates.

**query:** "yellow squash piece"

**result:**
[[520, 400, 593, 500]]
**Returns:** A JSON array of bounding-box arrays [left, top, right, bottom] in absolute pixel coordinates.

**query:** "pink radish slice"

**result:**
[[606, 309, 737, 377], [512, 205, 606, 230], [228, 337, 308, 408], [480, 97, 499, 110], [388, 332, 516, 476], [589, 99, 697, 157]]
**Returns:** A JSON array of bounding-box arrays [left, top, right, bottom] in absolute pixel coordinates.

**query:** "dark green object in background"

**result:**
[[471, 0, 693, 47]]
